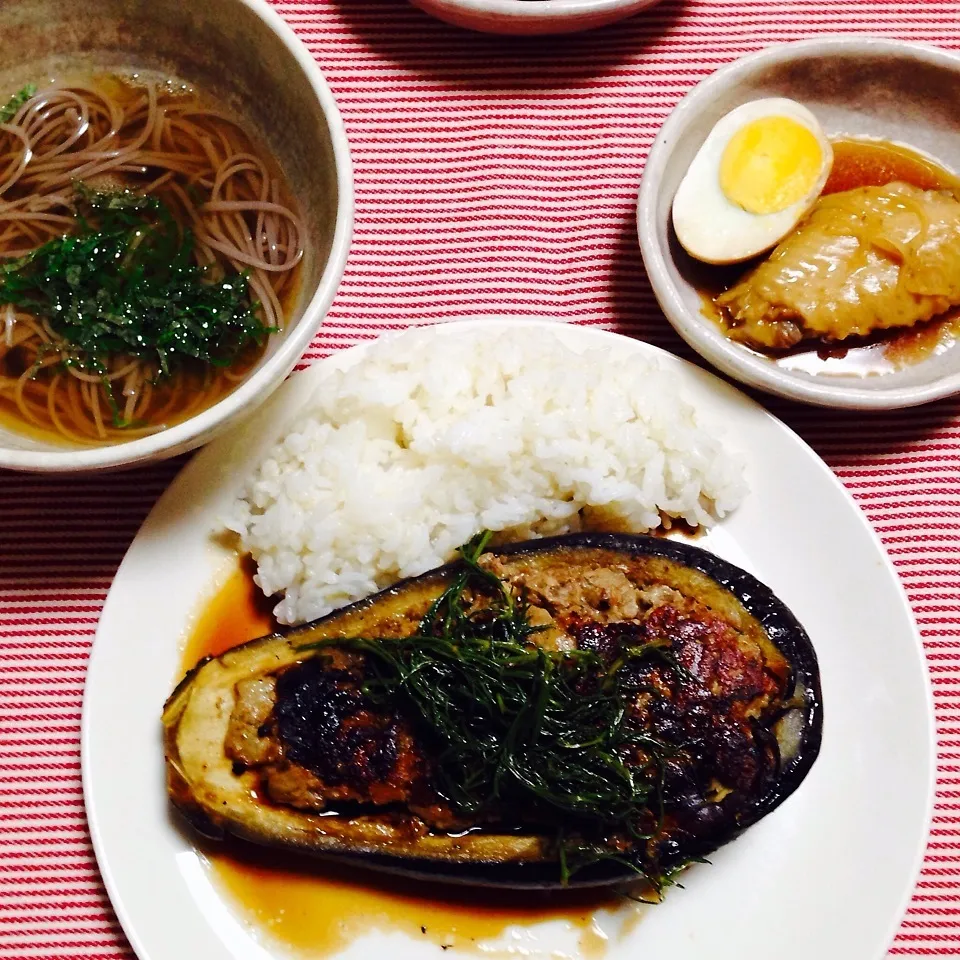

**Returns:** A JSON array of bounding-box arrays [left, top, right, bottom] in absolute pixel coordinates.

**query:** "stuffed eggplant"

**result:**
[[163, 533, 822, 890]]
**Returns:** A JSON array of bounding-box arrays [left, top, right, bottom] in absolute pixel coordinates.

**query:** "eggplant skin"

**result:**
[[163, 533, 823, 890]]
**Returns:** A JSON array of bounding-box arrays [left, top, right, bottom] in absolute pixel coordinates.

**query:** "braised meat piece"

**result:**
[[717, 182, 960, 348]]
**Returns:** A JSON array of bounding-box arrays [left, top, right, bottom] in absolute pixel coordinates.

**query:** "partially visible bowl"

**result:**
[[638, 38, 960, 410], [409, 0, 662, 36], [0, 0, 353, 472]]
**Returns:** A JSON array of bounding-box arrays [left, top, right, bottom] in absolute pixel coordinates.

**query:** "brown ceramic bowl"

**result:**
[[638, 38, 960, 409], [0, 0, 353, 471]]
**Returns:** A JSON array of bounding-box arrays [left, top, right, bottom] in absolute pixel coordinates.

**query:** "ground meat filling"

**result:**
[[224, 656, 455, 825], [568, 601, 787, 866], [223, 554, 789, 856], [272, 659, 424, 804]]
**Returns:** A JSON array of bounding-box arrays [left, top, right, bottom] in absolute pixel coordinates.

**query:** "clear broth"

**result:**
[[0, 71, 302, 446]]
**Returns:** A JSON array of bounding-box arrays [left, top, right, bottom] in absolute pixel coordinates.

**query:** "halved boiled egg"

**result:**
[[672, 98, 833, 264]]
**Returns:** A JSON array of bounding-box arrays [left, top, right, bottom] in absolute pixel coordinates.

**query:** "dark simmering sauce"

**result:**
[[697, 137, 960, 376], [178, 562, 641, 958]]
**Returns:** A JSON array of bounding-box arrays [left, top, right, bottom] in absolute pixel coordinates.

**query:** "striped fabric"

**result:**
[[1, 0, 959, 955]]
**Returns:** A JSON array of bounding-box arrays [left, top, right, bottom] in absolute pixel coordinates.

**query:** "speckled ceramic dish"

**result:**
[[409, 0, 662, 36], [0, 0, 353, 472], [638, 38, 960, 410]]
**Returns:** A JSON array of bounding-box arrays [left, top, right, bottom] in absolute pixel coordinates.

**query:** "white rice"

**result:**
[[224, 327, 747, 624]]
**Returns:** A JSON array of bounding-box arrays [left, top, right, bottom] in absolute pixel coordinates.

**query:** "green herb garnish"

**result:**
[[0, 84, 36, 124], [302, 532, 689, 890], [0, 185, 272, 401]]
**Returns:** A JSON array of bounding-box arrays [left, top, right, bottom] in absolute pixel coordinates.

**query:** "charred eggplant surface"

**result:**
[[163, 533, 822, 890]]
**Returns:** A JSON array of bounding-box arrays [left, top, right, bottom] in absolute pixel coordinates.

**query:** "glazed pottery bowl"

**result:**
[[638, 38, 960, 409], [409, 0, 662, 36], [0, 0, 353, 472]]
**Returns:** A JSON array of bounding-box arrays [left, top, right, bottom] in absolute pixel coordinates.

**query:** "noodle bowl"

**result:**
[[0, 73, 305, 445]]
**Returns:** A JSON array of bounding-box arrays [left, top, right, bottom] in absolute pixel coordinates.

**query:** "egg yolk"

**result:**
[[719, 115, 824, 215]]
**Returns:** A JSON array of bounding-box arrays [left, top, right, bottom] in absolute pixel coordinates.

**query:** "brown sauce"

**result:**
[[696, 137, 960, 377], [179, 557, 277, 671], [823, 138, 958, 194], [179, 562, 644, 959]]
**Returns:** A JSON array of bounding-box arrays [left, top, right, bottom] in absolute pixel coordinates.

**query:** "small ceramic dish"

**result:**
[[409, 0, 661, 36], [0, 0, 353, 473], [638, 38, 960, 410]]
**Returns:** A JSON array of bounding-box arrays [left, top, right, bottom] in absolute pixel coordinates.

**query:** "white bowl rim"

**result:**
[[637, 35, 960, 410], [0, 0, 355, 472], [415, 0, 654, 18]]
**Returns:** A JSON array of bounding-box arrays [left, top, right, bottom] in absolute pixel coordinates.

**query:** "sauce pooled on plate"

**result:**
[[179, 562, 642, 959]]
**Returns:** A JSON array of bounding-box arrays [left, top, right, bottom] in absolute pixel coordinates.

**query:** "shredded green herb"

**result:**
[[0, 185, 272, 396], [301, 532, 691, 890], [0, 84, 36, 124]]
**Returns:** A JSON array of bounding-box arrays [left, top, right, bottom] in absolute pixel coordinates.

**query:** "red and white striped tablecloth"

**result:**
[[2, 0, 959, 955]]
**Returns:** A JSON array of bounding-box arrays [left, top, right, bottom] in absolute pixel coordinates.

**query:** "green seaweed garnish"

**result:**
[[0, 186, 271, 383], [0, 83, 36, 123], [301, 532, 689, 890]]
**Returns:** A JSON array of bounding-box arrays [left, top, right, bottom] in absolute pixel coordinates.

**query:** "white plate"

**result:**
[[82, 318, 934, 960]]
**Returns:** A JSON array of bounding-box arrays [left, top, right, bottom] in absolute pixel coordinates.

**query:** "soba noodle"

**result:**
[[0, 74, 305, 445]]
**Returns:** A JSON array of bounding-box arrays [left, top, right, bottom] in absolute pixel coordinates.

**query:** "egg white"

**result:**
[[672, 98, 833, 265]]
